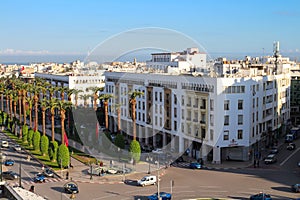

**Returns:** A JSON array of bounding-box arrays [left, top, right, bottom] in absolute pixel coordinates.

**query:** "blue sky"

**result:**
[[1, 0, 300, 62]]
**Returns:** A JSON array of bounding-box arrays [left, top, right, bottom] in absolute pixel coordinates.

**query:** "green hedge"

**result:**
[[115, 134, 125, 149], [57, 144, 70, 168], [22, 125, 28, 143], [33, 131, 41, 151], [129, 140, 141, 164], [28, 129, 34, 147], [49, 141, 58, 162], [40, 135, 49, 156]]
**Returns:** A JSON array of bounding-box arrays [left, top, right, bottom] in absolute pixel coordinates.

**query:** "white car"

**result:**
[[152, 148, 163, 154], [13, 144, 21, 151], [137, 175, 157, 187], [1, 141, 9, 148]]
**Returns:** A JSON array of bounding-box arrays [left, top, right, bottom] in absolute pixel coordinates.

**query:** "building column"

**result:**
[[163, 132, 167, 147], [212, 146, 221, 164], [201, 144, 209, 161], [179, 135, 184, 153]]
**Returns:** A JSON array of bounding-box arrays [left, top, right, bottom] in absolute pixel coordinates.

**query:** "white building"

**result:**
[[104, 63, 290, 164], [146, 48, 207, 74]]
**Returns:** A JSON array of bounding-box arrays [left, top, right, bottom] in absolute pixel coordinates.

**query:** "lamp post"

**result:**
[[0, 152, 3, 182], [90, 162, 93, 180], [19, 158, 22, 188], [155, 156, 161, 200]]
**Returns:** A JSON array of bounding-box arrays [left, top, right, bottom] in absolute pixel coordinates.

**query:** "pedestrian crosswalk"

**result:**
[[9, 177, 64, 187]]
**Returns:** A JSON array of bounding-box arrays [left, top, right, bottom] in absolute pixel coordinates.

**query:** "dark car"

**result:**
[[43, 168, 54, 177], [2, 171, 19, 180], [250, 193, 272, 200], [269, 147, 278, 154], [141, 145, 153, 152], [287, 143, 296, 150], [189, 162, 202, 169], [34, 173, 46, 183], [4, 159, 15, 166], [64, 182, 79, 194], [147, 192, 171, 200], [291, 184, 300, 193]]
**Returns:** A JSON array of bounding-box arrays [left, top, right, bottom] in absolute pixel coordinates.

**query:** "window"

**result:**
[[155, 92, 158, 101], [224, 115, 229, 125], [174, 94, 177, 105], [174, 121, 177, 131], [237, 130, 243, 139], [210, 99, 214, 111], [238, 100, 243, 110], [223, 130, 229, 140], [210, 129, 214, 141], [224, 100, 229, 110], [238, 115, 243, 125], [174, 108, 177, 118], [210, 115, 214, 126]]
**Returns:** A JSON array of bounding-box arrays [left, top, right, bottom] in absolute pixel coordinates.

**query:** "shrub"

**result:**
[[33, 131, 41, 151], [3, 113, 7, 126], [49, 141, 58, 162], [129, 140, 141, 164], [40, 135, 49, 156], [28, 129, 34, 147], [0, 114, 2, 126], [22, 125, 28, 143], [115, 134, 125, 149], [57, 144, 70, 168]]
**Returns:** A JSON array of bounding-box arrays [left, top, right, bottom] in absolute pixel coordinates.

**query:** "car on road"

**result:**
[[147, 192, 172, 200], [291, 184, 300, 193], [64, 182, 79, 194], [298, 161, 300, 167], [43, 168, 54, 177], [34, 173, 46, 183], [137, 175, 157, 187], [2, 171, 19, 180], [189, 162, 202, 169], [264, 154, 277, 164], [152, 148, 163, 154], [269, 147, 278, 154], [1, 141, 9, 148], [13, 144, 21, 151], [4, 159, 15, 166], [141, 145, 153, 152], [250, 192, 272, 200]]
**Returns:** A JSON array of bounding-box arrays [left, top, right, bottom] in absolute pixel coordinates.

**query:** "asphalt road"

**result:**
[[1, 130, 299, 200]]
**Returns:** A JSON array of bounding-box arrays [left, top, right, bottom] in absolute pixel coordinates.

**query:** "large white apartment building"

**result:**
[[104, 60, 291, 164]]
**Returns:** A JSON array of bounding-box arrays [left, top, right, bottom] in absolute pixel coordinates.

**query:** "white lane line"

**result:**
[[280, 147, 300, 166], [92, 194, 118, 200]]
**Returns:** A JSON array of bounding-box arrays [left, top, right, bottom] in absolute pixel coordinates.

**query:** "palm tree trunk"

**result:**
[[18, 95, 22, 124], [51, 111, 55, 142], [132, 99, 136, 141], [42, 108, 46, 136], [29, 108, 32, 129], [61, 111, 65, 144], [34, 96, 38, 130], [117, 109, 121, 134], [104, 101, 108, 130]]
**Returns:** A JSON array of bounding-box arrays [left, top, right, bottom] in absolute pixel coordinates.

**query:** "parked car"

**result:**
[[264, 154, 277, 164], [43, 168, 54, 177], [2, 171, 19, 180], [269, 147, 278, 154], [1, 141, 9, 148], [13, 144, 21, 151], [4, 159, 15, 166], [189, 162, 202, 169], [34, 173, 46, 183], [137, 175, 157, 187], [287, 143, 296, 150], [141, 145, 153, 152], [291, 184, 300, 193], [152, 148, 163, 154], [64, 181, 79, 194], [298, 161, 300, 167], [250, 193, 272, 200], [147, 192, 172, 200]]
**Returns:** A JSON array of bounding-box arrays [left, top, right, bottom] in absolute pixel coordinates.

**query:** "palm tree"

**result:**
[[25, 95, 34, 129], [129, 91, 144, 141], [114, 104, 121, 134], [21, 83, 30, 126], [48, 86, 57, 100], [48, 98, 58, 142], [40, 98, 50, 136], [31, 87, 40, 130], [56, 100, 73, 144], [58, 87, 69, 102], [88, 86, 104, 111], [8, 90, 14, 120], [4, 89, 11, 116], [0, 82, 6, 112], [73, 89, 83, 109], [12, 92, 18, 119], [99, 93, 114, 130], [79, 94, 91, 108]]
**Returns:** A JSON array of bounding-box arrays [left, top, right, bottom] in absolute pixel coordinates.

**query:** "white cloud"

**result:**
[[0, 49, 50, 55]]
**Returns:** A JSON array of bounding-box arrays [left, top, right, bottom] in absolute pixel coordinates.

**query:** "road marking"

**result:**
[[280, 147, 300, 166]]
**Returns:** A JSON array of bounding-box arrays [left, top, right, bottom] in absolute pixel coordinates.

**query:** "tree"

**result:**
[[79, 94, 91, 108], [129, 140, 141, 164], [40, 135, 49, 156], [56, 100, 72, 144], [49, 141, 58, 162], [25, 96, 34, 129], [115, 134, 125, 149], [88, 86, 103, 111], [57, 144, 70, 168], [22, 125, 28, 144], [72, 89, 83, 109], [99, 93, 114, 130], [0, 82, 5, 112], [40, 98, 50, 136], [28, 129, 34, 147], [129, 91, 144, 140], [48, 98, 58, 142], [33, 131, 41, 152]]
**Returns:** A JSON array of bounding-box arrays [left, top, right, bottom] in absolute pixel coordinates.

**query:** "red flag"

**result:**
[[96, 123, 99, 138], [64, 132, 69, 147]]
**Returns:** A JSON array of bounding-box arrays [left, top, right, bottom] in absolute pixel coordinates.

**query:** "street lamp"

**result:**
[[0, 152, 3, 182], [90, 162, 93, 180], [155, 156, 161, 200]]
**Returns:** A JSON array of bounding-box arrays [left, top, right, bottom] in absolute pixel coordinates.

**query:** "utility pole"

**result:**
[[19, 159, 22, 188], [156, 156, 161, 200]]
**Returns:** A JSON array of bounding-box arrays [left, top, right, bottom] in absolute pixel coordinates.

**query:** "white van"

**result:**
[[1, 141, 9, 148], [137, 175, 157, 187]]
